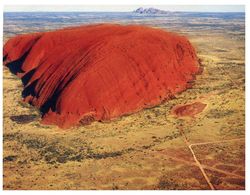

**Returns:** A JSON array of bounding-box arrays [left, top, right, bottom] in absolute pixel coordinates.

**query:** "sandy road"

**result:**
[[159, 150, 244, 179], [178, 126, 215, 190], [177, 126, 245, 190], [189, 137, 244, 148]]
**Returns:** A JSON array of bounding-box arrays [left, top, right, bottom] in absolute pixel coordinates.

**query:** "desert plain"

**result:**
[[3, 12, 245, 190]]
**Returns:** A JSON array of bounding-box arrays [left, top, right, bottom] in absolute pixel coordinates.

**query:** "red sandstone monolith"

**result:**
[[3, 24, 201, 128]]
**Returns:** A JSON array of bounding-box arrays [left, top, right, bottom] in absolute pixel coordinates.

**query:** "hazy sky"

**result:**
[[4, 5, 245, 12]]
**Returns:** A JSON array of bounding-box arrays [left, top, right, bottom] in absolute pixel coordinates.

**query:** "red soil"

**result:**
[[172, 102, 207, 118], [3, 24, 201, 128]]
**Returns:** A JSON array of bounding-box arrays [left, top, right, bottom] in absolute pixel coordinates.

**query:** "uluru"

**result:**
[[3, 24, 201, 128]]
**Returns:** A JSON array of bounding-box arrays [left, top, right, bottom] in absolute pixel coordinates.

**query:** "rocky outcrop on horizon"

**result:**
[[133, 7, 171, 14]]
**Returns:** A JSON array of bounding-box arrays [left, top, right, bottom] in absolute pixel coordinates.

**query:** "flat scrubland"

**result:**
[[3, 13, 245, 190]]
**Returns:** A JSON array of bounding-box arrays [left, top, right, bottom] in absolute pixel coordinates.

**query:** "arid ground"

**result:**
[[3, 12, 245, 190]]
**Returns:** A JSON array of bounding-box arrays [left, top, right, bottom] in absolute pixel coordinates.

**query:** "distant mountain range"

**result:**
[[133, 7, 171, 14]]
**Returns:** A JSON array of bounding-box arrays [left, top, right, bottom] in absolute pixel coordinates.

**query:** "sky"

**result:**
[[4, 5, 245, 12]]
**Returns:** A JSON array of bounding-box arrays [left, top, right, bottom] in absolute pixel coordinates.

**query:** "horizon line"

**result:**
[[4, 5, 245, 13], [4, 10, 245, 13]]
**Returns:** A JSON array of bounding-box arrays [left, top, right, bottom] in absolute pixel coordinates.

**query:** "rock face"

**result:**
[[3, 24, 201, 128]]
